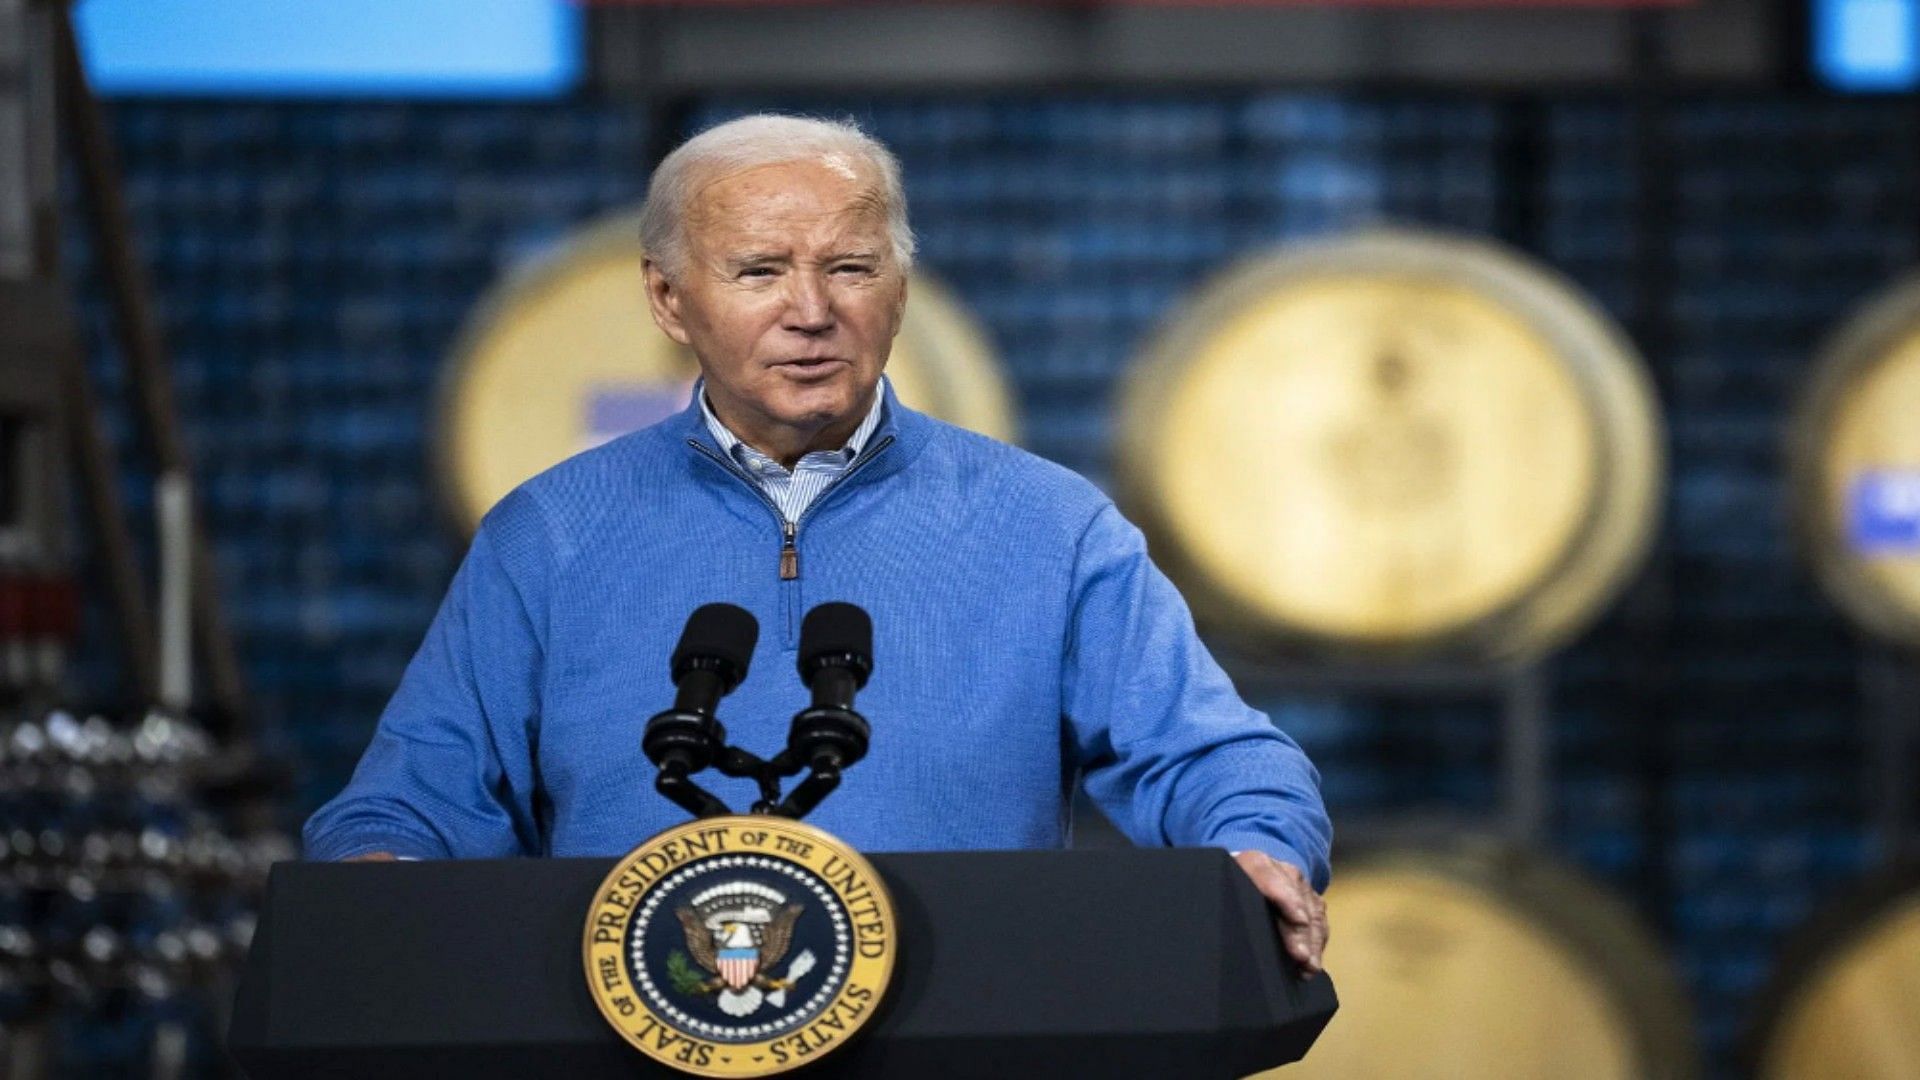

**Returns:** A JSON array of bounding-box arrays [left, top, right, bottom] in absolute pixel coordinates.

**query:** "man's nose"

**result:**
[[782, 270, 833, 333]]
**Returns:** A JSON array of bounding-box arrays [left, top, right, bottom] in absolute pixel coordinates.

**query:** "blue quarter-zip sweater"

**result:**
[[303, 384, 1333, 889]]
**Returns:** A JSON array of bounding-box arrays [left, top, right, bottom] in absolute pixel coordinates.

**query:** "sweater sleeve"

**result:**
[[302, 494, 550, 861], [1062, 504, 1333, 891]]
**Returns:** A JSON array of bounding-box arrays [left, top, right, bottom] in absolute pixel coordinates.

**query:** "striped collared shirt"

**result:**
[[699, 379, 887, 525]]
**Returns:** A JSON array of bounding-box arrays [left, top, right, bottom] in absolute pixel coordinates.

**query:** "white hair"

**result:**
[[639, 114, 916, 281]]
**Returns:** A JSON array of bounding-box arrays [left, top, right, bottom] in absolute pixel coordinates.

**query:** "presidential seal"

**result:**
[[584, 816, 897, 1076]]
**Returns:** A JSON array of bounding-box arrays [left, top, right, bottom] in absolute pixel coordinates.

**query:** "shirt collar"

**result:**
[[698, 376, 889, 469]]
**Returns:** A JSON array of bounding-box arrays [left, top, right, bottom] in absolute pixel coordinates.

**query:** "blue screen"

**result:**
[[75, 0, 582, 97], [1850, 471, 1920, 554], [1814, 0, 1920, 91]]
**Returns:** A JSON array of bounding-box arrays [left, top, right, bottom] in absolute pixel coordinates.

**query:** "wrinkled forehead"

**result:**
[[683, 157, 890, 240]]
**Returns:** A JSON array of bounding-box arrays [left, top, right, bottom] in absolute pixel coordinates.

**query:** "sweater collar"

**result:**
[[698, 376, 889, 469]]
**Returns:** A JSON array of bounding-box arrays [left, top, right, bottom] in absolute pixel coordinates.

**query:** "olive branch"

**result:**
[[666, 950, 708, 996]]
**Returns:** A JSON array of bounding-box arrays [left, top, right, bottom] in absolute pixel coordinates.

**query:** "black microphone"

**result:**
[[788, 602, 873, 773], [644, 604, 757, 780]]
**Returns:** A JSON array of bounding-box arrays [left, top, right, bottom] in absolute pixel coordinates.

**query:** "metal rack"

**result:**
[[1, 4, 284, 1075]]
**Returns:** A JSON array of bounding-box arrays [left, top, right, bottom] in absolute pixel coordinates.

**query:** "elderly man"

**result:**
[[305, 114, 1332, 977]]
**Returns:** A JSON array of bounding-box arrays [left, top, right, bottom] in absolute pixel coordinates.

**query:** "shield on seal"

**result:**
[[718, 947, 759, 991]]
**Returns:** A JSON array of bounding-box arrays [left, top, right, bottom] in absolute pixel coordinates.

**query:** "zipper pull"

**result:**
[[780, 520, 798, 580]]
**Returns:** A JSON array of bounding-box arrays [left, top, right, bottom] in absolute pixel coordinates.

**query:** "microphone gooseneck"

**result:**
[[644, 604, 757, 816], [764, 602, 875, 818]]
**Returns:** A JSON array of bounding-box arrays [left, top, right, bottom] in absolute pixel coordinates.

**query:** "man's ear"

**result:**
[[644, 259, 693, 347]]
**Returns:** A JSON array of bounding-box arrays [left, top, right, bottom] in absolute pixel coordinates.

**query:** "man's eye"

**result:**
[[832, 263, 875, 276]]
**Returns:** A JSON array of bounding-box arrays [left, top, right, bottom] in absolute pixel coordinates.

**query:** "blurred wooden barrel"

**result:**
[[1118, 230, 1663, 661], [1254, 841, 1697, 1080], [435, 210, 1017, 534], [1790, 276, 1920, 647], [1750, 868, 1920, 1079]]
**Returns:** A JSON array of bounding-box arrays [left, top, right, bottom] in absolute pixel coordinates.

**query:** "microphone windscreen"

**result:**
[[798, 602, 872, 673], [672, 603, 758, 682]]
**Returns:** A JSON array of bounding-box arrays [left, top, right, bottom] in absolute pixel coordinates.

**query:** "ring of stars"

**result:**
[[627, 853, 855, 1043]]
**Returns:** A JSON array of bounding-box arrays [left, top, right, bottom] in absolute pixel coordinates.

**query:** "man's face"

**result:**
[[645, 157, 907, 449]]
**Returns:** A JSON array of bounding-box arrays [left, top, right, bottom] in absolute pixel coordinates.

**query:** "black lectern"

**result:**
[[228, 848, 1336, 1078]]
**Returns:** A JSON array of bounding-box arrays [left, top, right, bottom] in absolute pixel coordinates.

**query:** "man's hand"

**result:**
[[344, 851, 398, 862], [1232, 850, 1329, 979]]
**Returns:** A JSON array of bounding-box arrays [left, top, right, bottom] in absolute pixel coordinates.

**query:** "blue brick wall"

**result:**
[[62, 95, 1908, 1076]]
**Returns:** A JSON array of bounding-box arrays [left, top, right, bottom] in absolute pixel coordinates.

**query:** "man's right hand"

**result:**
[[344, 852, 398, 862]]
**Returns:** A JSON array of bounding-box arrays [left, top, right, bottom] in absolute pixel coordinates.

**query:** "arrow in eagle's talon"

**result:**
[[785, 950, 817, 981]]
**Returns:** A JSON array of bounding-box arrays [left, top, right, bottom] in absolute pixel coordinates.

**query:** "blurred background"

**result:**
[[5, 0, 1920, 1076]]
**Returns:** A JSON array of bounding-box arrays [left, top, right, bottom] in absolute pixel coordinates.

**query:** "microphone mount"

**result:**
[[653, 723, 868, 821]]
